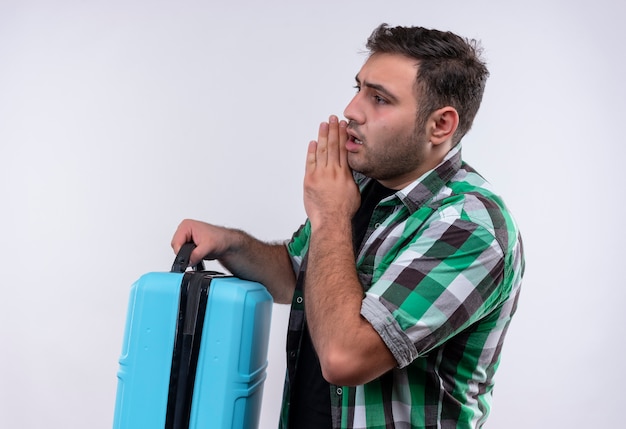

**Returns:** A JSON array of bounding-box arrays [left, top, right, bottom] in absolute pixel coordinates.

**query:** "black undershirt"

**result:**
[[289, 180, 395, 428], [351, 180, 396, 252]]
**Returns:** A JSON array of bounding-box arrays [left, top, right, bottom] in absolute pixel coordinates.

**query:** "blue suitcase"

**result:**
[[113, 244, 273, 429]]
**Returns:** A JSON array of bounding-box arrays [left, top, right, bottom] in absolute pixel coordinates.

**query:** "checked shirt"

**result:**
[[280, 144, 525, 429]]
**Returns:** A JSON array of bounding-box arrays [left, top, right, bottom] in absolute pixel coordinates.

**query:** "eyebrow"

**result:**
[[355, 74, 399, 104]]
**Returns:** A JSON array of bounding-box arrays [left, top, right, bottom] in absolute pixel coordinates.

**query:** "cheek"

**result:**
[[372, 114, 416, 142]]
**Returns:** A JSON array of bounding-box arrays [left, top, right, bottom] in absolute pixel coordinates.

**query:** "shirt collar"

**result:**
[[394, 143, 462, 213]]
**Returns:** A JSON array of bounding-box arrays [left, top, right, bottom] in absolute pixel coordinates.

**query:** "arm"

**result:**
[[172, 220, 296, 304], [303, 116, 396, 386]]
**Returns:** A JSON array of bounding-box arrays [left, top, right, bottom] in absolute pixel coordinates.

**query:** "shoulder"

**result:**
[[430, 162, 521, 255]]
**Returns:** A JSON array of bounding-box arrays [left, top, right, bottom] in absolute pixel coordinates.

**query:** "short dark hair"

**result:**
[[366, 24, 489, 144]]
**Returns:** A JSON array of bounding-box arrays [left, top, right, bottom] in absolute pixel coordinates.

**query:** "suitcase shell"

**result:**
[[113, 270, 273, 429]]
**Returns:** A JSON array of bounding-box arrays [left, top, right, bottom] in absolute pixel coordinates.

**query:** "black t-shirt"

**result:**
[[351, 180, 396, 252], [289, 180, 395, 428]]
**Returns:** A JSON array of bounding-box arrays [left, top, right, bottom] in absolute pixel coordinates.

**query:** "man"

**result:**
[[172, 24, 524, 429]]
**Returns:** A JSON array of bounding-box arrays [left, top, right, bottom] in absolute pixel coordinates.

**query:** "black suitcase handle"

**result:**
[[171, 242, 204, 273]]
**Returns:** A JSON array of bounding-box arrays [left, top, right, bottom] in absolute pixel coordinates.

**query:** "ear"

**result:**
[[427, 107, 459, 145]]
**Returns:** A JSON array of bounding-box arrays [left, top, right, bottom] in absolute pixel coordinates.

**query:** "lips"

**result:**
[[345, 130, 364, 152], [347, 129, 363, 145]]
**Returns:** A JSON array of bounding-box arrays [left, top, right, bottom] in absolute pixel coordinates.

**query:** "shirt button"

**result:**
[[296, 296, 303, 304], [336, 387, 343, 395], [289, 351, 296, 359], [374, 223, 381, 228]]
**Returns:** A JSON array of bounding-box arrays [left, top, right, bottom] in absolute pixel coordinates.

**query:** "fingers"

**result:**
[[171, 219, 193, 254], [339, 119, 348, 168], [316, 121, 329, 166], [171, 219, 210, 266], [189, 248, 206, 268], [326, 116, 339, 165], [305, 140, 318, 173], [310, 115, 348, 168]]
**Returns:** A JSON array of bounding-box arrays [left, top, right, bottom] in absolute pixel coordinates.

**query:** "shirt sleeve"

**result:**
[[285, 221, 311, 274], [361, 213, 506, 368]]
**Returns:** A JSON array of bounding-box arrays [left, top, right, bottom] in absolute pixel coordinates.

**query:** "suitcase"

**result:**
[[113, 243, 273, 429]]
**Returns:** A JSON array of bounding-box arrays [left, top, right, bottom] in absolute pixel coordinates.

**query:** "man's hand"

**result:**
[[171, 219, 236, 267], [171, 219, 296, 303], [303, 115, 360, 229]]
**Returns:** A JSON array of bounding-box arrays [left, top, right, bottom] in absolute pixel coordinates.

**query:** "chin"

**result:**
[[347, 155, 365, 173]]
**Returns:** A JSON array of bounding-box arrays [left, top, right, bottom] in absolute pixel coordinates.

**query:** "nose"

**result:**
[[343, 93, 364, 125]]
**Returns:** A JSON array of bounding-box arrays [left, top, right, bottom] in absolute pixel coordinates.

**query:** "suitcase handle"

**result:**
[[171, 242, 204, 273]]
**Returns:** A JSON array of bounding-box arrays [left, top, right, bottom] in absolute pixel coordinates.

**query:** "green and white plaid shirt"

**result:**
[[281, 144, 525, 429]]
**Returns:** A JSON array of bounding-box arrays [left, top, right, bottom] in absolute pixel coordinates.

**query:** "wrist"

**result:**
[[222, 228, 248, 256], [309, 214, 352, 235]]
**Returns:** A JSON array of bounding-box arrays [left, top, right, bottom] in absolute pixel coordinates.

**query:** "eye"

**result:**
[[353, 84, 388, 105], [373, 95, 387, 105]]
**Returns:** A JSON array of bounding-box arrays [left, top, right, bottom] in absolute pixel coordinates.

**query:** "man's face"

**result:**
[[343, 53, 429, 190]]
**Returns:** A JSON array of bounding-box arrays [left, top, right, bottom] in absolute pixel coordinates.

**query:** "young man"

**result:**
[[172, 24, 524, 429]]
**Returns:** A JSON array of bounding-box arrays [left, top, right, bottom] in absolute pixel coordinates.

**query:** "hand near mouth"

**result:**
[[303, 115, 361, 231]]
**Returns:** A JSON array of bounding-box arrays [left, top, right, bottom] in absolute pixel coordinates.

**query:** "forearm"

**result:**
[[219, 229, 296, 304], [305, 219, 394, 385], [305, 220, 362, 344]]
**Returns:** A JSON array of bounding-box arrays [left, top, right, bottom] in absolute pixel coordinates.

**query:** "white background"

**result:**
[[1, 1, 624, 428]]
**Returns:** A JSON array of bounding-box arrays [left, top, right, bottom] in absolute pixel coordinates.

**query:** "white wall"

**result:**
[[1, 1, 624, 427]]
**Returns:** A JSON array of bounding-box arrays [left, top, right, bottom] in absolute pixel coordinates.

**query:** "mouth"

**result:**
[[347, 130, 363, 145]]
